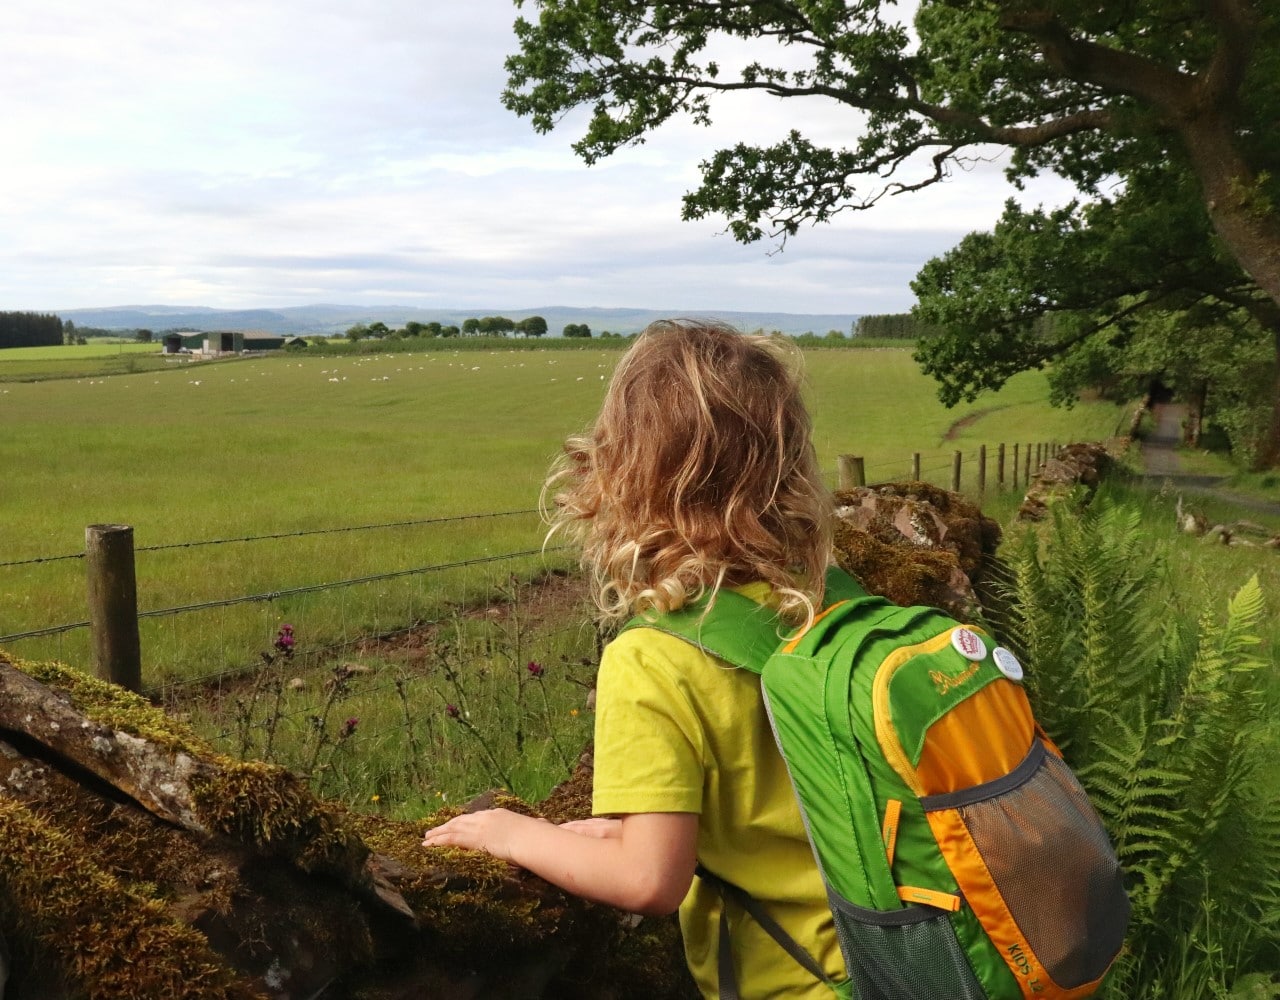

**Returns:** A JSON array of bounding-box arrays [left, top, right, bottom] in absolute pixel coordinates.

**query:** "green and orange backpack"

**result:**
[[630, 565, 1129, 1000]]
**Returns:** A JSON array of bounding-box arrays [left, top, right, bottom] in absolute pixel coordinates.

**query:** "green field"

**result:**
[[0, 346, 1129, 685], [1, 341, 159, 360], [0, 341, 186, 381]]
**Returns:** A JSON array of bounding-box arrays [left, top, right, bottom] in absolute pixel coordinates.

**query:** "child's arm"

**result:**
[[421, 809, 697, 916]]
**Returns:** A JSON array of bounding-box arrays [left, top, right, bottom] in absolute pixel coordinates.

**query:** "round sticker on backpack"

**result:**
[[992, 646, 1024, 681], [951, 628, 987, 661]]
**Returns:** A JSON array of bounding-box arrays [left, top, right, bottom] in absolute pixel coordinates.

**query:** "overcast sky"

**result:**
[[1, 0, 1079, 316]]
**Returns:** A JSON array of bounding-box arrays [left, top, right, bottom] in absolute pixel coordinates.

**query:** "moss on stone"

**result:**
[[189, 761, 369, 881], [0, 798, 264, 1000], [833, 520, 967, 610], [13, 656, 215, 756], [356, 807, 565, 963]]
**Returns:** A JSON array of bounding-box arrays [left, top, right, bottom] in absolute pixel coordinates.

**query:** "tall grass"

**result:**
[[0, 347, 1126, 685], [173, 573, 599, 819]]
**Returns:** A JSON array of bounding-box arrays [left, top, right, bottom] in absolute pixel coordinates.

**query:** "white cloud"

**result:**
[[0, 0, 1078, 315]]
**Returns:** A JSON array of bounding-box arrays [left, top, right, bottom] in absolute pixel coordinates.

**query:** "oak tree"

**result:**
[[503, 0, 1280, 463]]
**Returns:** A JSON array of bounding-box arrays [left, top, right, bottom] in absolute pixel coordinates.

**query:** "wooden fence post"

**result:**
[[952, 451, 962, 492], [1012, 443, 1020, 488], [978, 445, 987, 495], [838, 454, 865, 489], [86, 524, 142, 693], [997, 443, 1006, 490], [912, 452, 921, 481], [1024, 443, 1032, 485]]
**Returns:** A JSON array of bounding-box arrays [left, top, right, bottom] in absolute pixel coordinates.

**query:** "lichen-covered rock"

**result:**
[[0, 654, 694, 1000], [832, 482, 1002, 618], [1017, 442, 1115, 521]]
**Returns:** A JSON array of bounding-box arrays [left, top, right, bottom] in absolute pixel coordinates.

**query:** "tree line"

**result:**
[[854, 314, 929, 340], [0, 311, 63, 349], [344, 316, 597, 341]]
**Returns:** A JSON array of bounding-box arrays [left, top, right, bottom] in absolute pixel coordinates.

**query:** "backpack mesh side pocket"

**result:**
[[829, 892, 987, 1000], [923, 741, 1129, 992]]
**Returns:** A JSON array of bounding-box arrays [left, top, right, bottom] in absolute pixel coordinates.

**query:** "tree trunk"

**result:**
[[1185, 380, 1207, 447], [1181, 116, 1280, 310], [1255, 328, 1280, 470]]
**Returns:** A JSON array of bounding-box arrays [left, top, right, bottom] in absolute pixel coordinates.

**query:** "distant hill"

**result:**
[[56, 304, 859, 338]]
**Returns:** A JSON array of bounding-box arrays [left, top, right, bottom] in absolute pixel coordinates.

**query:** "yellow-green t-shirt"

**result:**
[[592, 584, 845, 999]]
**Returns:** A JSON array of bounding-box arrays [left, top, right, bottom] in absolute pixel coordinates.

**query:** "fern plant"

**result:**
[[994, 491, 1280, 998]]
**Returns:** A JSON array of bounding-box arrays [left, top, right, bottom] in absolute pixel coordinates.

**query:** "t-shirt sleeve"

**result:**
[[591, 629, 705, 817]]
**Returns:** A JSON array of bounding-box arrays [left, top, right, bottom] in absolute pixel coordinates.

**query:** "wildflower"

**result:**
[[526, 660, 544, 679], [274, 624, 295, 655], [370, 794, 380, 803], [570, 708, 580, 717], [340, 717, 359, 739], [445, 704, 461, 720]]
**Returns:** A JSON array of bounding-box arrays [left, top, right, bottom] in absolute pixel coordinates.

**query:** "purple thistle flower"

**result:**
[[341, 717, 359, 738], [273, 625, 295, 655], [445, 704, 461, 720], [526, 660, 544, 678]]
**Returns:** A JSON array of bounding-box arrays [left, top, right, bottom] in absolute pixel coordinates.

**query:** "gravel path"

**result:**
[[1140, 402, 1280, 518]]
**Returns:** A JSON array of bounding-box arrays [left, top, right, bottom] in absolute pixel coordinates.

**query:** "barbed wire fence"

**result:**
[[1, 442, 1067, 807]]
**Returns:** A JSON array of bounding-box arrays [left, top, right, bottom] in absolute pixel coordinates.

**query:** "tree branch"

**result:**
[[1197, 0, 1257, 109], [998, 7, 1193, 115]]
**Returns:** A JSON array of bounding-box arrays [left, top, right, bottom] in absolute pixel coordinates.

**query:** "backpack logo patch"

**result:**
[[930, 660, 980, 696]]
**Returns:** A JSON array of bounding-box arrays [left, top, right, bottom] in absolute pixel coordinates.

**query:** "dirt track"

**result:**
[[1141, 403, 1280, 518]]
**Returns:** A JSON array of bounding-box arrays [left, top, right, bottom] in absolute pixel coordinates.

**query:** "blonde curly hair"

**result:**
[[544, 319, 832, 625]]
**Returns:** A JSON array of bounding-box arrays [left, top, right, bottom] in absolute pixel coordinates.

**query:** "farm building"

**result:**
[[163, 331, 289, 355]]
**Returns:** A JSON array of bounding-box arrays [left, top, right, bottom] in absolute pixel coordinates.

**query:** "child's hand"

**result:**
[[421, 808, 539, 861], [558, 817, 622, 839]]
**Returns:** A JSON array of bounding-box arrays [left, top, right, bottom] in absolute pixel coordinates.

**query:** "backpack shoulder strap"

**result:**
[[622, 566, 872, 673]]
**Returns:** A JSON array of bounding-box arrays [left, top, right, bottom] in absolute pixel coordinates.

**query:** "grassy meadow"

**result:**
[[0, 338, 1170, 809], [1, 344, 1128, 671], [0, 340, 181, 381]]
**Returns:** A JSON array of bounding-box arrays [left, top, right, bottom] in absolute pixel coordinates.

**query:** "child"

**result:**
[[422, 319, 845, 998]]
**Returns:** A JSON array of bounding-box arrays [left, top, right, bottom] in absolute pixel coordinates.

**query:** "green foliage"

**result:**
[[854, 314, 932, 340], [476, 316, 515, 336], [182, 582, 599, 816], [910, 168, 1280, 466], [503, 0, 1278, 259], [994, 493, 1280, 996], [1046, 307, 1277, 465], [0, 310, 63, 349], [515, 315, 548, 338], [562, 322, 592, 338], [503, 0, 1280, 465]]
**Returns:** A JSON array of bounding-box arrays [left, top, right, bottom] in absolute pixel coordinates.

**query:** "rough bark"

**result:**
[[1180, 115, 1280, 309]]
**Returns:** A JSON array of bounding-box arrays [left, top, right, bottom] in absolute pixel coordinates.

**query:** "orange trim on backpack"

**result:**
[[780, 601, 848, 654], [926, 808, 1107, 1000], [881, 799, 902, 867], [896, 885, 961, 911], [1036, 723, 1066, 759], [914, 680, 1036, 795]]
